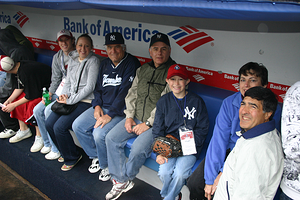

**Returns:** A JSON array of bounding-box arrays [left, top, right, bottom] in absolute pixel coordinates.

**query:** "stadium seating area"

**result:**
[[0, 48, 281, 199], [34, 47, 235, 172]]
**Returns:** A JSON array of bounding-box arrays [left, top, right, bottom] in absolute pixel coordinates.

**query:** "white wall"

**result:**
[[1, 5, 299, 99]]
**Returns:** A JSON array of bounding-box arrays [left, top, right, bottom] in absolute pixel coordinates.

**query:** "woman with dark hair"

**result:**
[[46, 34, 100, 171]]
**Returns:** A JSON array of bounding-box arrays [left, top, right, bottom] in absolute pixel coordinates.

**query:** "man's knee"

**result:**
[[72, 118, 80, 133], [130, 142, 152, 159], [93, 128, 105, 142], [105, 130, 118, 147]]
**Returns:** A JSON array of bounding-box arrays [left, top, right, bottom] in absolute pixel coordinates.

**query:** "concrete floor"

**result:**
[[0, 160, 49, 200]]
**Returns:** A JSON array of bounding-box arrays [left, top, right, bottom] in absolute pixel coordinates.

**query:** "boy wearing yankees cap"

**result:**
[[152, 64, 209, 200], [0, 55, 51, 145]]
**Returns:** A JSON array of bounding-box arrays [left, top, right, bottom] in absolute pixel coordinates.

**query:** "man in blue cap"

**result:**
[[73, 32, 140, 181]]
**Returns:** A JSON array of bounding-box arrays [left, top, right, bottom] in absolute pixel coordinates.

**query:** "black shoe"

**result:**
[[161, 192, 182, 200]]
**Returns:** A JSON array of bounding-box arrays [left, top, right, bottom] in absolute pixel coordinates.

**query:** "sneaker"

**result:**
[[61, 155, 82, 171], [30, 136, 44, 152], [40, 146, 51, 154], [88, 158, 100, 173], [0, 129, 16, 139], [9, 129, 32, 143], [105, 179, 134, 200], [99, 167, 111, 181], [45, 151, 61, 160]]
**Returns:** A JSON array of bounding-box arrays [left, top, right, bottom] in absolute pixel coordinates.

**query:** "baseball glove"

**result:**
[[152, 134, 183, 158]]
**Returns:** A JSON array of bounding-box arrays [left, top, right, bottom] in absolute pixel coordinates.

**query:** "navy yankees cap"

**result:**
[[104, 32, 125, 45], [149, 32, 170, 48]]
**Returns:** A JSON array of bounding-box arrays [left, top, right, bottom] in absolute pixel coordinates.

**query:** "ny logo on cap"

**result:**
[[110, 35, 116, 41], [174, 65, 180, 70], [157, 34, 162, 39]]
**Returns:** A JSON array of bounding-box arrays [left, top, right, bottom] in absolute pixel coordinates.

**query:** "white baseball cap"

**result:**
[[57, 29, 73, 41], [0, 55, 15, 72]]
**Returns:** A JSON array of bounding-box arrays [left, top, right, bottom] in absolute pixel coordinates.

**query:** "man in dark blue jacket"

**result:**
[[72, 32, 140, 181]]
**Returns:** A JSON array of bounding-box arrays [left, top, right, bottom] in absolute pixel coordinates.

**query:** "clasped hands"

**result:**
[[56, 94, 68, 104], [2, 99, 16, 113], [125, 118, 149, 135]]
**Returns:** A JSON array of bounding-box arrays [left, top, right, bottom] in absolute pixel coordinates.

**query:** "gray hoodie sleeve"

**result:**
[[49, 50, 66, 94]]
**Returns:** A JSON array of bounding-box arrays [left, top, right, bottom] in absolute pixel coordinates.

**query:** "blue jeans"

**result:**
[[280, 192, 293, 200], [106, 118, 154, 183], [33, 94, 59, 153], [159, 155, 196, 200], [45, 102, 91, 165], [72, 107, 124, 168]]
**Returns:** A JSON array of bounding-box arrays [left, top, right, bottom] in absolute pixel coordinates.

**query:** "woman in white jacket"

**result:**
[[45, 34, 100, 171]]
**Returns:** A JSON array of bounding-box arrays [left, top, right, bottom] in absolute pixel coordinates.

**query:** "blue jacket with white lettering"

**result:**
[[91, 52, 140, 118], [152, 91, 209, 158]]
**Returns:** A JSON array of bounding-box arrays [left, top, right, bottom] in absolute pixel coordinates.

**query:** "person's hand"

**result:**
[[204, 172, 222, 200], [156, 154, 168, 165], [132, 122, 149, 135], [41, 98, 46, 105], [3, 99, 11, 106], [2, 103, 16, 113], [57, 94, 68, 104], [204, 184, 213, 200], [94, 106, 103, 120], [125, 118, 136, 133], [48, 92, 53, 100], [94, 114, 112, 128], [212, 172, 222, 193]]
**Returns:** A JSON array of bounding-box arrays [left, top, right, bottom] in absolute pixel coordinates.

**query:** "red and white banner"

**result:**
[[1, 5, 299, 102]]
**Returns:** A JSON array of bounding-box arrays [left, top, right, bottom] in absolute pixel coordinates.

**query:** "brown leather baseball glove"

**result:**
[[152, 134, 183, 158]]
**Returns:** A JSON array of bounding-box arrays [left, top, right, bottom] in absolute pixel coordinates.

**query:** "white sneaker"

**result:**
[[105, 180, 134, 200], [9, 129, 32, 143], [40, 146, 51, 154], [88, 158, 100, 173], [99, 167, 111, 181], [0, 129, 16, 139], [45, 151, 61, 160], [30, 136, 44, 152]]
